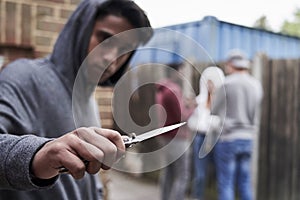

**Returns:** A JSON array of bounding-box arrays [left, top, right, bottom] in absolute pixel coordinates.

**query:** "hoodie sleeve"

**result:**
[[0, 134, 57, 190], [0, 82, 58, 190]]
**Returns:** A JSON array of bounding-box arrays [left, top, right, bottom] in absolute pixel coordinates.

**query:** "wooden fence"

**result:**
[[257, 56, 300, 200]]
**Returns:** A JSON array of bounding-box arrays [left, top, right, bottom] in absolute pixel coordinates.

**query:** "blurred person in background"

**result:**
[[156, 62, 196, 200], [187, 66, 224, 200], [211, 49, 263, 200], [0, 0, 153, 199]]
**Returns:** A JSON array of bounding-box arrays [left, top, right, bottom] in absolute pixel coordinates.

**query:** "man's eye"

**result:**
[[96, 31, 112, 44]]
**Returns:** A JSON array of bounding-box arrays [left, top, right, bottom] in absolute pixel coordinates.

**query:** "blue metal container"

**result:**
[[131, 16, 300, 66]]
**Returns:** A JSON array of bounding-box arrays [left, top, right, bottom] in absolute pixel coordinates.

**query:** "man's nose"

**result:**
[[103, 47, 119, 64]]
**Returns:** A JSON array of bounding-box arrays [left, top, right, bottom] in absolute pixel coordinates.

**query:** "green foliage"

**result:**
[[253, 15, 273, 31], [280, 8, 300, 37]]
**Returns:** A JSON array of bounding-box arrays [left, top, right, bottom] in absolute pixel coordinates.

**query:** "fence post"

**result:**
[[252, 53, 266, 200]]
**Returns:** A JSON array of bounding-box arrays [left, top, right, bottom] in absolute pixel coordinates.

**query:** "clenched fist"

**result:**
[[31, 127, 125, 180]]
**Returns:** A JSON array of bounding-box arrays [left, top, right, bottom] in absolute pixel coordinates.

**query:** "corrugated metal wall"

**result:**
[[131, 16, 300, 66]]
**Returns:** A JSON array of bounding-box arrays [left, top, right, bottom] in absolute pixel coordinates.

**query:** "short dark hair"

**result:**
[[96, 0, 153, 45], [168, 62, 184, 71], [165, 62, 184, 77]]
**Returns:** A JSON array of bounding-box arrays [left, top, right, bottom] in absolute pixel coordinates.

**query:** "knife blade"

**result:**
[[123, 122, 186, 148]]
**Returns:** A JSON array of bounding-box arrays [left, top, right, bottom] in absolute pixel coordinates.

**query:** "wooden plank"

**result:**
[[281, 59, 292, 200], [257, 55, 271, 200], [296, 59, 300, 199], [290, 59, 300, 200], [268, 59, 287, 199], [267, 59, 277, 199], [277, 59, 291, 200]]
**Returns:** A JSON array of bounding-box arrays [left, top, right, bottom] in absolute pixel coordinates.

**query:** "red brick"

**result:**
[[0, 46, 34, 64], [60, 9, 73, 19], [70, 0, 81, 5], [21, 4, 32, 46], [5, 2, 17, 44], [37, 20, 65, 32], [99, 111, 112, 119], [37, 5, 54, 16], [47, 0, 65, 3], [97, 98, 112, 106], [34, 50, 49, 58], [32, 0, 65, 3], [35, 36, 52, 46]]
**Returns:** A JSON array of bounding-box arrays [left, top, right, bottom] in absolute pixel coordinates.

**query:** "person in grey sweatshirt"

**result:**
[[0, 0, 153, 199], [211, 49, 263, 200]]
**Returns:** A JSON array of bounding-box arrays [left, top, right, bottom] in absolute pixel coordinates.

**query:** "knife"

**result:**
[[58, 122, 186, 173], [123, 122, 186, 148]]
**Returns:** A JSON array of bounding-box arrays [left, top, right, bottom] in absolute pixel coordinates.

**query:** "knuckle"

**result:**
[[88, 149, 104, 163], [87, 163, 101, 174], [64, 132, 79, 141], [76, 127, 88, 131], [74, 127, 88, 135], [110, 130, 121, 139], [73, 164, 86, 176], [106, 144, 118, 156], [48, 140, 65, 155], [72, 171, 85, 180], [95, 151, 104, 162], [91, 126, 98, 130], [87, 169, 98, 174]]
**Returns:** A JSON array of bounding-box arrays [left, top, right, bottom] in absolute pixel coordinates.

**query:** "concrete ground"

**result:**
[[105, 170, 160, 200], [104, 169, 197, 200]]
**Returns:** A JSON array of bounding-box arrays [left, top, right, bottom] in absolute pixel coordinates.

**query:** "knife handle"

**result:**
[[123, 133, 136, 148], [123, 137, 133, 148]]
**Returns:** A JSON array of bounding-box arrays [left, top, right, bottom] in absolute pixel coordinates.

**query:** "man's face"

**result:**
[[224, 62, 234, 75], [87, 15, 139, 84]]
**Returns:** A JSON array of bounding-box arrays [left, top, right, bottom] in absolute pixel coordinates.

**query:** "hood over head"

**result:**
[[50, 0, 153, 89]]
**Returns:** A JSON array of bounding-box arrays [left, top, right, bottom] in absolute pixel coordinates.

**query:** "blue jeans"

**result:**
[[214, 140, 253, 200], [191, 134, 214, 199]]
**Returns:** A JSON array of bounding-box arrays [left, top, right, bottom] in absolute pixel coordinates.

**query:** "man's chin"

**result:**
[[98, 76, 110, 85]]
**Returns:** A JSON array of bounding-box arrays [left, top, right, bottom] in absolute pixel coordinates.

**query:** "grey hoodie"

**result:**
[[0, 0, 133, 199], [211, 73, 263, 141]]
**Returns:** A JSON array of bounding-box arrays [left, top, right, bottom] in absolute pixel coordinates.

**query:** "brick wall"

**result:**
[[0, 45, 34, 67], [0, 0, 114, 129], [95, 87, 114, 129], [0, 0, 79, 57]]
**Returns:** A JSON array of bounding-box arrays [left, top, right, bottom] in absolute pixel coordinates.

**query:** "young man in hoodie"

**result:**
[[0, 0, 153, 199]]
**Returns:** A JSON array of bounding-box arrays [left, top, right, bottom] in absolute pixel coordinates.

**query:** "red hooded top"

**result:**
[[156, 79, 194, 139]]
